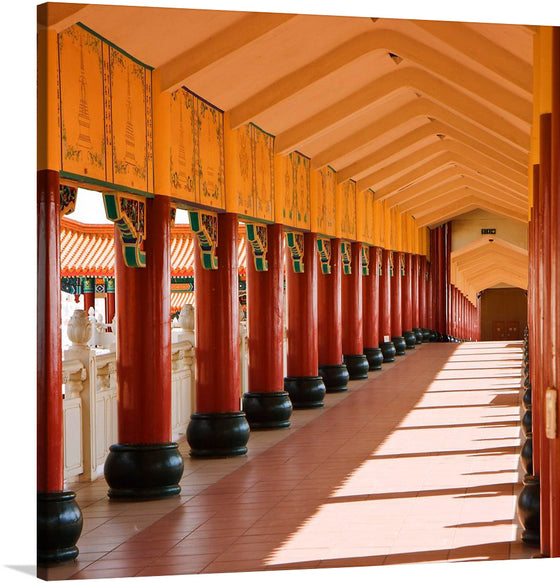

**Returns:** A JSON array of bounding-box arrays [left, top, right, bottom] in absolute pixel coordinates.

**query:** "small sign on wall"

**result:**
[[481, 228, 496, 235]]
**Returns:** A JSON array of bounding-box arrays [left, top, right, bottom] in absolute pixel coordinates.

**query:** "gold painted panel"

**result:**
[[110, 46, 152, 193], [58, 24, 106, 181], [279, 154, 297, 227], [359, 189, 375, 245], [230, 124, 254, 216], [253, 125, 274, 222], [169, 89, 197, 202], [197, 98, 225, 209], [338, 180, 357, 240], [294, 153, 311, 230], [311, 167, 336, 237]]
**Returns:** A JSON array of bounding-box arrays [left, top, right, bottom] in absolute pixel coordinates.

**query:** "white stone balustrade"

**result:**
[[62, 307, 196, 482], [61, 304, 258, 482], [62, 359, 87, 478]]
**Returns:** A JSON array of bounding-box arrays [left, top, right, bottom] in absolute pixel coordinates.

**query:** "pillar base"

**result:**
[[422, 328, 431, 342], [403, 330, 416, 349], [520, 433, 533, 475], [242, 391, 292, 429], [37, 491, 83, 565], [284, 376, 326, 409], [521, 408, 532, 437], [318, 364, 349, 392], [412, 328, 423, 344], [104, 443, 184, 498], [392, 336, 407, 356], [364, 347, 383, 371], [380, 341, 396, 362], [187, 412, 250, 457], [517, 474, 540, 547], [343, 354, 369, 380], [522, 386, 532, 410]]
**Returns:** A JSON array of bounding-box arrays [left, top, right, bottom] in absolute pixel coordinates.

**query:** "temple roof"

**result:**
[[61, 217, 247, 278], [61, 217, 248, 312]]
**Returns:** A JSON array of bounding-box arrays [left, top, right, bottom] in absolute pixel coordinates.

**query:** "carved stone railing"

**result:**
[[61, 306, 252, 481], [62, 359, 87, 478], [171, 341, 195, 441], [93, 351, 118, 473]]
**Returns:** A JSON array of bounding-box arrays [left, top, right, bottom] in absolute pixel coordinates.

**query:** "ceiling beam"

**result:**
[[229, 29, 531, 128], [360, 139, 526, 191], [413, 20, 532, 93], [417, 197, 527, 226], [407, 187, 527, 218], [278, 68, 530, 156], [413, 193, 527, 223], [365, 152, 526, 199], [37, 2, 88, 32], [337, 119, 527, 183], [156, 12, 297, 93], [310, 97, 528, 172], [399, 177, 527, 213], [383, 164, 526, 209]]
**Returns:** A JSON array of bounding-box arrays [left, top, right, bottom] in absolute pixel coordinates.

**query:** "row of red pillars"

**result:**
[[37, 183, 452, 563], [523, 27, 560, 558]]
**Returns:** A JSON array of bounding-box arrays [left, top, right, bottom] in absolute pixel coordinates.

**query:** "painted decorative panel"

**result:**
[[358, 189, 375, 245], [229, 124, 253, 215], [311, 167, 337, 237], [197, 98, 225, 208], [294, 153, 311, 229], [169, 88, 225, 209], [170, 89, 197, 202], [226, 123, 274, 221], [58, 23, 154, 196], [276, 152, 310, 229], [338, 180, 357, 241], [252, 125, 275, 222], [58, 24, 106, 182], [277, 154, 297, 227], [109, 47, 153, 193]]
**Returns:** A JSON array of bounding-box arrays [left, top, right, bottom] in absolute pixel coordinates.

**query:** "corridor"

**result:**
[[41, 341, 532, 580]]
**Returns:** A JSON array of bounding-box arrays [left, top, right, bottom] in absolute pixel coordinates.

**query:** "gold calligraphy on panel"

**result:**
[[252, 125, 274, 222], [58, 23, 154, 194], [170, 89, 197, 201], [110, 47, 152, 193], [169, 88, 225, 209], [311, 166, 336, 237], [58, 24, 106, 181], [338, 180, 357, 240]]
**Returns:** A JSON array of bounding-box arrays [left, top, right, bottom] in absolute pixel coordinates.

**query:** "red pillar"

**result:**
[[449, 285, 455, 338], [390, 251, 406, 355], [82, 277, 95, 316], [419, 255, 428, 340], [318, 238, 350, 390], [411, 254, 421, 343], [551, 26, 560, 557], [37, 170, 83, 563], [285, 232, 326, 408], [187, 212, 250, 455], [363, 246, 383, 369], [379, 249, 396, 361], [105, 194, 183, 494], [539, 113, 553, 556], [341, 242, 368, 378], [105, 278, 115, 329], [401, 252, 414, 348], [243, 223, 292, 427]]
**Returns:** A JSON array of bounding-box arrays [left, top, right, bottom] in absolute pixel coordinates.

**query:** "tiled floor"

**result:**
[[40, 341, 536, 581]]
